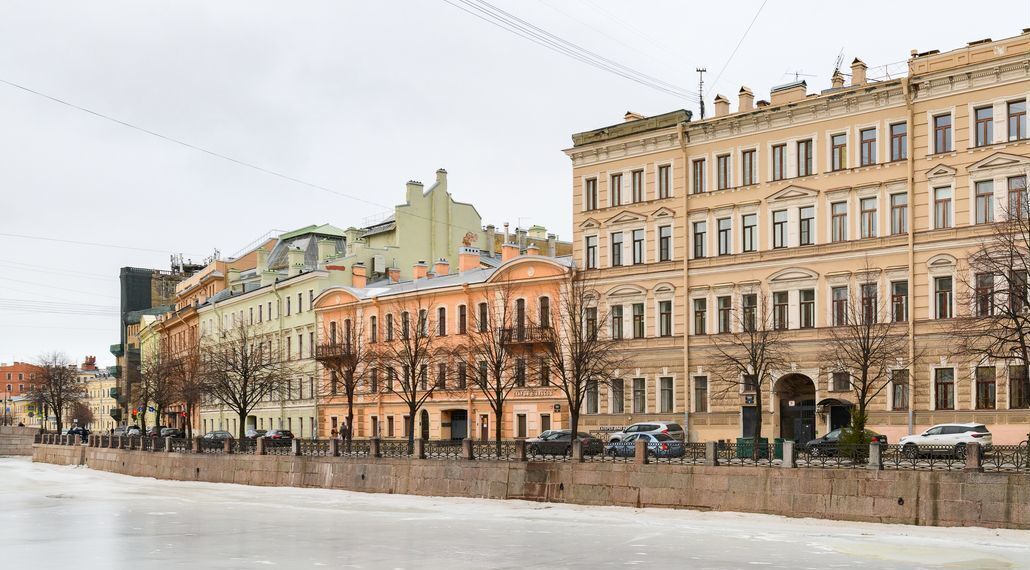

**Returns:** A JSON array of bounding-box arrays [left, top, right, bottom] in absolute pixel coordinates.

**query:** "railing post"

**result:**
[[514, 439, 527, 462], [781, 440, 796, 468], [572, 439, 584, 462], [291, 439, 301, 456], [371, 437, 381, 458], [867, 442, 884, 470], [164, 437, 172, 453], [705, 441, 720, 466], [329, 438, 339, 457], [461, 438, 473, 460], [191, 437, 200, 454], [634, 439, 649, 464], [964, 442, 984, 472], [414, 439, 426, 460], [256, 437, 265, 455]]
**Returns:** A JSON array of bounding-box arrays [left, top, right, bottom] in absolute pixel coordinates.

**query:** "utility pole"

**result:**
[[696, 67, 707, 119]]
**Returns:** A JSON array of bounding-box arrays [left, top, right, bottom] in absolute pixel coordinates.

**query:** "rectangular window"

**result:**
[[658, 164, 671, 198], [631, 169, 644, 202], [717, 154, 731, 189], [632, 378, 646, 413], [891, 369, 909, 410], [692, 222, 706, 259], [890, 123, 907, 161], [771, 144, 785, 181], [438, 307, 447, 336], [586, 380, 598, 414], [585, 236, 598, 269], [610, 232, 623, 266], [743, 374, 758, 392], [514, 358, 526, 387], [585, 178, 598, 210], [742, 294, 757, 332], [632, 303, 644, 339], [975, 106, 994, 147], [478, 302, 488, 332], [832, 371, 850, 392], [741, 149, 756, 186], [660, 377, 673, 413], [286, 296, 291, 316], [797, 139, 813, 176], [831, 133, 847, 171], [975, 180, 994, 224], [773, 291, 788, 330], [1013, 270, 1029, 314], [1010, 366, 1030, 409], [832, 286, 848, 326], [694, 376, 708, 413], [584, 307, 598, 340], [976, 366, 996, 410], [861, 283, 877, 324], [976, 273, 995, 317], [717, 218, 731, 255], [934, 368, 955, 410], [539, 297, 550, 328], [458, 306, 466, 334], [611, 305, 623, 340], [387, 416, 394, 438], [539, 358, 550, 386], [692, 159, 706, 194], [693, 298, 706, 335], [611, 379, 624, 413], [659, 225, 672, 261], [437, 362, 448, 389], [890, 193, 907, 234], [831, 201, 847, 242], [891, 281, 908, 322], [1009, 100, 1026, 141], [800, 289, 815, 329], [258, 304, 263, 322], [632, 229, 645, 264], [717, 296, 731, 333], [934, 187, 952, 229], [935, 276, 953, 319], [1009, 175, 1028, 218], [610, 173, 622, 206], [517, 414, 527, 438], [799, 206, 814, 246], [456, 362, 466, 389], [933, 114, 952, 153], [860, 197, 877, 238], [859, 127, 876, 166], [659, 300, 672, 337], [772, 210, 787, 249], [741, 214, 757, 252]]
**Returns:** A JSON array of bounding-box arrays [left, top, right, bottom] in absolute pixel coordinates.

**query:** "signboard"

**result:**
[[553, 404, 561, 412], [744, 394, 755, 405]]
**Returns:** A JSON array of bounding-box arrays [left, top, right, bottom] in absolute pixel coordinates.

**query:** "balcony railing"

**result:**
[[314, 342, 356, 361], [499, 326, 553, 345]]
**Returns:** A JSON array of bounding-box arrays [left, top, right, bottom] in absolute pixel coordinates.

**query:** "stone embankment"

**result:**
[[0, 426, 39, 456]]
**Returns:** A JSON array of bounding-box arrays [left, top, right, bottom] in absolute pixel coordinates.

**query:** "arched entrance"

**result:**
[[775, 374, 816, 443], [420, 409, 430, 440]]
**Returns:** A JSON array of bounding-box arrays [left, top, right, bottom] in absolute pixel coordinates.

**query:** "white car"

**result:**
[[606, 422, 685, 442], [898, 423, 993, 457]]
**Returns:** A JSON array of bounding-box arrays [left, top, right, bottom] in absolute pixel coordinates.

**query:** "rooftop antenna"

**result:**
[[696, 67, 707, 119], [832, 48, 846, 77], [785, 70, 817, 82]]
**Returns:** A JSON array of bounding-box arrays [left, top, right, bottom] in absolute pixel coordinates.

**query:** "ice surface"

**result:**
[[1, 457, 1027, 569]]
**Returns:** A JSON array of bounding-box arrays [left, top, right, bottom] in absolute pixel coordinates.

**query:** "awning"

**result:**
[[816, 398, 854, 408]]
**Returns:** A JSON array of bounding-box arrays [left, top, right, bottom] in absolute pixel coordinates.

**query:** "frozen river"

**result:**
[[1, 457, 1027, 569]]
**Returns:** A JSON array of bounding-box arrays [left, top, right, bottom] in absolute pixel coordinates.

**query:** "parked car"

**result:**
[[202, 430, 234, 441], [160, 427, 184, 438], [899, 423, 993, 458], [245, 429, 267, 440], [606, 422, 686, 442], [605, 433, 684, 458], [124, 426, 142, 437], [526, 430, 603, 456], [263, 429, 294, 440], [111, 427, 127, 437], [805, 428, 887, 456], [68, 426, 90, 439], [146, 425, 167, 438]]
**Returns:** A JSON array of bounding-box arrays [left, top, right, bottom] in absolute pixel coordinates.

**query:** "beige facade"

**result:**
[[567, 32, 1030, 444]]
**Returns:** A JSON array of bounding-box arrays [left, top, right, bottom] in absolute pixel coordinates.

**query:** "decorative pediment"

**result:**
[[968, 152, 1030, 172], [650, 206, 676, 220], [603, 210, 647, 226], [606, 284, 647, 298], [768, 267, 819, 282], [578, 217, 602, 229], [768, 185, 818, 202], [653, 281, 677, 295], [925, 163, 957, 180], [927, 253, 957, 268]]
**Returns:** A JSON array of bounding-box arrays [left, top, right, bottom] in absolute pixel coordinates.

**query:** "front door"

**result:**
[[450, 410, 468, 440], [420, 410, 430, 440], [480, 414, 489, 441], [793, 416, 816, 444], [829, 406, 851, 431]]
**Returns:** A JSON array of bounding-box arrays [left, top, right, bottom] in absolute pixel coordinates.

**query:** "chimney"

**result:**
[[501, 242, 519, 262], [738, 87, 754, 112], [256, 247, 269, 273], [351, 262, 367, 288], [769, 81, 807, 106], [433, 258, 450, 276], [850, 58, 867, 86], [287, 247, 304, 278], [413, 260, 429, 280], [516, 227, 527, 250], [526, 244, 540, 256], [387, 267, 401, 284], [227, 268, 241, 285], [623, 111, 646, 122], [503, 222, 510, 244], [546, 233, 556, 257], [831, 70, 845, 89], [317, 239, 336, 267], [458, 246, 480, 273], [713, 94, 729, 117], [260, 269, 277, 287], [406, 180, 423, 204], [485, 224, 496, 257], [435, 168, 447, 188]]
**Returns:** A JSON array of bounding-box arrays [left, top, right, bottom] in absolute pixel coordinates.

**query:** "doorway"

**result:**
[[420, 409, 430, 440], [776, 374, 816, 443], [449, 410, 468, 440], [480, 414, 489, 441]]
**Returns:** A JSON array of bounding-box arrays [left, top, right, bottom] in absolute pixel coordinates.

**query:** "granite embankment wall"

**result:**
[[0, 426, 40, 456], [31, 444, 1030, 529]]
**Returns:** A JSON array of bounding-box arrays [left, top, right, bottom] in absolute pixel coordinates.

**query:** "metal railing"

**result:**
[[425, 439, 463, 459], [881, 444, 967, 471], [716, 441, 777, 467], [300, 439, 331, 457], [339, 439, 371, 457], [982, 443, 1029, 473], [652, 442, 707, 465], [264, 439, 293, 456], [379, 439, 412, 457], [233, 439, 257, 455], [472, 440, 517, 461], [198, 439, 225, 454], [795, 443, 870, 469], [169, 438, 191, 453]]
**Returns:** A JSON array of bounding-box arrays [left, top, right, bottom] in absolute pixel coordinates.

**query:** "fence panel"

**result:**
[[425, 440, 463, 460], [300, 439, 330, 457], [264, 439, 293, 456], [472, 440, 517, 461], [380, 440, 412, 457], [881, 444, 966, 471], [983, 442, 1029, 473], [795, 443, 869, 469], [339, 439, 371, 457]]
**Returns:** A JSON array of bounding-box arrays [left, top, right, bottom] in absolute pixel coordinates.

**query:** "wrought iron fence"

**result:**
[[380, 439, 412, 457], [795, 443, 870, 469], [472, 440, 517, 461], [300, 439, 331, 457], [881, 444, 966, 470], [199, 438, 225, 454], [233, 439, 257, 455], [652, 442, 707, 465], [715, 441, 777, 467], [33, 433, 41, 444], [425, 439, 463, 459], [339, 439, 371, 457], [983, 442, 1029, 473], [525, 442, 570, 462], [169, 438, 191, 453], [264, 439, 294, 456]]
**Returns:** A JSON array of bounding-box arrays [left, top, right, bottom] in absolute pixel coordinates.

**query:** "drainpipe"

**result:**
[[903, 74, 916, 437], [678, 121, 692, 441], [271, 280, 286, 430]]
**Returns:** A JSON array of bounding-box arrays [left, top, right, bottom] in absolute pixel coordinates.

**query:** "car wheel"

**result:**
[[903, 443, 919, 459], [954, 444, 966, 459], [810, 447, 821, 457], [607, 449, 619, 458]]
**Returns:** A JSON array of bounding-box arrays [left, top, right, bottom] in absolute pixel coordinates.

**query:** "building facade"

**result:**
[[76, 356, 116, 432], [1, 361, 41, 426]]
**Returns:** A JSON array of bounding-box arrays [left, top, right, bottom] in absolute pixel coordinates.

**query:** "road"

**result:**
[[1, 457, 1027, 569]]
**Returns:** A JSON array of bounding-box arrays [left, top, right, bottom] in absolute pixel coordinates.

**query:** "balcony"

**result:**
[[314, 342, 356, 363], [108, 365, 122, 379], [108, 387, 119, 399], [109, 408, 122, 421], [500, 326, 554, 346], [109, 343, 124, 357]]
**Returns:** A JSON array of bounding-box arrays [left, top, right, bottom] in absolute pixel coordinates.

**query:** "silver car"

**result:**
[[899, 423, 993, 457], [606, 422, 685, 442]]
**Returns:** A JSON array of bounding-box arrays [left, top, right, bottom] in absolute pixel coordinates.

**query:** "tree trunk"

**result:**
[[184, 404, 193, 440], [238, 411, 247, 440], [407, 403, 416, 454], [346, 395, 355, 454], [752, 389, 764, 461], [569, 409, 579, 453], [494, 401, 503, 456]]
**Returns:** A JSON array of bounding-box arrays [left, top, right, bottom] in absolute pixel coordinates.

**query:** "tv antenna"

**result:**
[[696, 67, 707, 119], [832, 49, 846, 77]]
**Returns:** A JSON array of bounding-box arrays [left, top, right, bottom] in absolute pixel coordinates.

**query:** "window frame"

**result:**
[[831, 133, 847, 171], [771, 144, 786, 181], [933, 114, 952, 153], [859, 127, 876, 166]]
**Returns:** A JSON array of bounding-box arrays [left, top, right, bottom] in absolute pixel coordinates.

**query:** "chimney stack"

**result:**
[[546, 233, 556, 257], [831, 70, 845, 89], [850, 58, 867, 86], [413, 261, 429, 280], [227, 267, 241, 286], [485, 224, 496, 257], [387, 267, 401, 284], [260, 269, 277, 287], [458, 246, 480, 273], [433, 258, 450, 276], [287, 247, 304, 278], [256, 247, 269, 274], [317, 239, 336, 268], [405, 180, 423, 204], [738, 86, 754, 112], [501, 242, 519, 262], [526, 244, 540, 256], [623, 111, 646, 122], [713, 94, 729, 117], [351, 262, 367, 288]]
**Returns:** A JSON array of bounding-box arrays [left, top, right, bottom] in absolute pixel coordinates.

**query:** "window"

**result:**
[[976, 273, 995, 317], [611, 305, 623, 340], [976, 366, 996, 410], [659, 301, 672, 337], [478, 361, 488, 385], [935, 276, 953, 319], [386, 314, 394, 341], [975, 181, 994, 224], [401, 311, 410, 339], [632, 303, 645, 338], [773, 291, 788, 330], [771, 144, 786, 181], [610, 173, 622, 206], [934, 368, 955, 410], [286, 337, 292, 360], [1009, 101, 1026, 141], [437, 362, 448, 389], [286, 296, 291, 316], [418, 309, 428, 337], [693, 299, 707, 335], [258, 304, 263, 322], [717, 296, 731, 333], [891, 281, 908, 322], [632, 229, 645, 264], [298, 293, 303, 313], [797, 139, 813, 176], [458, 306, 466, 334], [832, 371, 850, 392], [585, 178, 598, 210], [717, 154, 730, 189], [370, 368, 379, 393], [611, 378, 624, 413], [859, 128, 876, 166], [831, 202, 847, 242], [741, 214, 757, 252], [632, 378, 646, 413], [891, 369, 909, 410], [659, 225, 672, 261], [861, 283, 877, 324], [742, 294, 757, 332], [890, 123, 907, 161], [515, 358, 526, 387], [799, 206, 814, 246], [1013, 270, 1029, 314], [585, 236, 598, 269], [831, 133, 847, 171], [515, 299, 526, 338], [1009, 176, 1028, 218], [538, 358, 549, 386], [694, 376, 708, 412], [1010, 365, 1030, 409], [658, 164, 671, 198], [584, 307, 598, 340], [456, 362, 466, 389], [692, 159, 706, 194], [800, 289, 815, 328], [743, 374, 758, 392], [975, 106, 993, 147], [539, 297, 550, 328], [610, 232, 623, 266], [772, 210, 787, 249], [860, 197, 877, 238], [692, 222, 706, 259], [890, 193, 907, 234], [717, 218, 731, 256], [660, 377, 673, 412], [832, 286, 848, 326], [586, 380, 598, 414], [478, 302, 488, 332], [632, 169, 644, 202], [933, 114, 952, 153], [741, 149, 756, 185], [436, 307, 447, 336], [934, 187, 952, 229]]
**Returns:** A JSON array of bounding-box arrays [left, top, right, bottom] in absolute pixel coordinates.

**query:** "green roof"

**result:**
[[279, 223, 347, 240]]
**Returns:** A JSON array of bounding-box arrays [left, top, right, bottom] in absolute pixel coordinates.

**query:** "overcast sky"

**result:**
[[1, 0, 1025, 366]]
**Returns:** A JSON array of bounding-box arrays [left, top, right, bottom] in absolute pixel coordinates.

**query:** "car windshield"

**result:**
[[826, 429, 841, 440]]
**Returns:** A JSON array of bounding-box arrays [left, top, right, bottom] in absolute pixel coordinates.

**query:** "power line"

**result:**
[[705, 0, 768, 97], [1, 276, 119, 300], [0, 231, 198, 256]]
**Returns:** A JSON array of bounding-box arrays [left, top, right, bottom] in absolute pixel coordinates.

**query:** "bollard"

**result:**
[[462, 438, 473, 460], [514, 439, 527, 462], [164, 437, 172, 453], [370, 437, 382, 458], [867, 442, 884, 470], [964, 442, 984, 472], [256, 437, 265, 455], [705, 441, 720, 466], [291, 439, 301, 456], [329, 438, 340, 457], [634, 438, 648, 464], [220, 438, 230, 454], [414, 439, 426, 460], [572, 439, 584, 462], [781, 440, 796, 468], [191, 437, 200, 454]]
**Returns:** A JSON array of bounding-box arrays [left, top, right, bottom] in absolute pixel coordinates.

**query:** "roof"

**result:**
[[278, 223, 347, 241], [125, 306, 174, 323], [571, 109, 691, 147]]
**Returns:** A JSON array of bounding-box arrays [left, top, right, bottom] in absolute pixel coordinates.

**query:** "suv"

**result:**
[[899, 423, 993, 457], [606, 422, 685, 442], [160, 427, 184, 438], [202, 430, 234, 440]]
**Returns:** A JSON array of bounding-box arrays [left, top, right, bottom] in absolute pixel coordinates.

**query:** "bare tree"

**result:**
[[138, 345, 178, 431], [538, 272, 627, 441], [29, 352, 83, 433], [314, 315, 373, 448], [69, 401, 94, 429], [170, 342, 207, 439], [204, 321, 294, 440], [709, 287, 793, 457]]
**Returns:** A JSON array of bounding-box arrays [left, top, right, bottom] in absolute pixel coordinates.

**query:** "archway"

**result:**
[[775, 374, 816, 443]]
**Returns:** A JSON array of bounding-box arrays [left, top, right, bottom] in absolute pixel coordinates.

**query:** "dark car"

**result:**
[[525, 430, 603, 456], [160, 427, 184, 438], [264, 429, 294, 440], [605, 433, 684, 458], [147, 425, 167, 438], [805, 428, 888, 456], [68, 426, 90, 440], [202, 430, 234, 440], [245, 429, 267, 440]]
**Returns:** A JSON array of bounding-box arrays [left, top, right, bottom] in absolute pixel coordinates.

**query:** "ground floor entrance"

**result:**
[[776, 374, 816, 443]]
